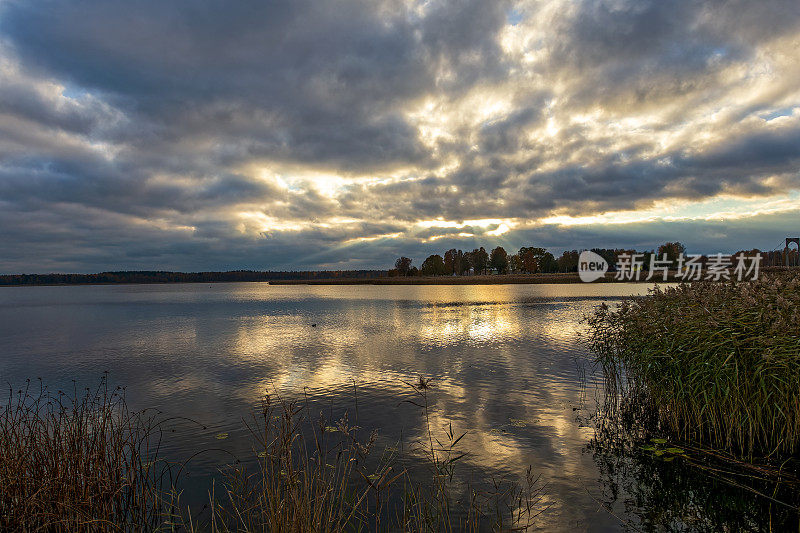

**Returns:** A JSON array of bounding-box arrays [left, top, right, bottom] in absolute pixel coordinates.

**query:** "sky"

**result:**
[[1, 0, 799, 273]]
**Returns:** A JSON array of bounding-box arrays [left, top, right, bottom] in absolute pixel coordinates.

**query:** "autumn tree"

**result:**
[[518, 247, 539, 273], [490, 246, 509, 274], [590, 249, 617, 268], [656, 242, 687, 266], [461, 251, 472, 274], [443, 249, 457, 275], [556, 250, 580, 272], [538, 251, 557, 273], [395, 256, 412, 276], [421, 254, 446, 275], [471, 247, 489, 275]]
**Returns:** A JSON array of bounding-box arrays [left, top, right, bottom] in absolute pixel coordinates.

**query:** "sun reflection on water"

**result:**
[[0, 282, 659, 530]]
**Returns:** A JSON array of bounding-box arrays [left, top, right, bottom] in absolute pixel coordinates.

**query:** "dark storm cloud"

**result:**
[[1, 0, 438, 169], [0, 0, 799, 272], [508, 210, 800, 256], [337, 113, 800, 224], [478, 104, 547, 153], [0, 83, 102, 136]]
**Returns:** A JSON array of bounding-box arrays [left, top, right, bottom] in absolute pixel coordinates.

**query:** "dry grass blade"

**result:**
[[0, 376, 175, 532], [197, 387, 548, 532], [1, 377, 548, 531]]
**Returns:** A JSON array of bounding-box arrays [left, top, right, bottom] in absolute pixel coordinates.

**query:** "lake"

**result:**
[[0, 283, 776, 530]]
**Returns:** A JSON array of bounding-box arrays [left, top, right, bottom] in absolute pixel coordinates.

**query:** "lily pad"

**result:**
[[215, 432, 229, 440]]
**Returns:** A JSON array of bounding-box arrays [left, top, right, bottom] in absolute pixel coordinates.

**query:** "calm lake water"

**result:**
[[0, 283, 781, 530]]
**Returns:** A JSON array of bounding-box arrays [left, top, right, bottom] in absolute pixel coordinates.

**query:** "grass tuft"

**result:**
[[0, 377, 174, 531]]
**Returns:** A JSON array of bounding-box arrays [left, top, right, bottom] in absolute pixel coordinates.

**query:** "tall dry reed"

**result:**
[[1, 376, 546, 531], [0, 377, 174, 531], [199, 379, 546, 531], [588, 271, 800, 458]]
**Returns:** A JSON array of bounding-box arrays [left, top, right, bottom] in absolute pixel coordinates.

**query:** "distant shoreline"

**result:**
[[6, 268, 789, 287], [0, 272, 691, 287], [272, 273, 628, 284]]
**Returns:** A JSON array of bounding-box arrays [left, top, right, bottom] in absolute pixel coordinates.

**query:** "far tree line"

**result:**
[[390, 242, 775, 276], [0, 270, 385, 286], [392, 246, 556, 277]]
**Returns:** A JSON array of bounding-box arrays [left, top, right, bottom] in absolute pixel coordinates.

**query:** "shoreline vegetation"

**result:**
[[588, 271, 800, 459], [4, 275, 800, 528], [1, 378, 545, 532], [3, 239, 794, 287], [3, 267, 795, 287], [585, 271, 800, 526], [4, 268, 794, 287]]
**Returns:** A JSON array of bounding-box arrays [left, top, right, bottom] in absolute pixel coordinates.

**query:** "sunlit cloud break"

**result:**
[[0, 0, 799, 273]]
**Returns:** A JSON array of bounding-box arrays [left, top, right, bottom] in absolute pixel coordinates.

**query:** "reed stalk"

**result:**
[[588, 271, 800, 458], [0, 377, 174, 531], [1, 375, 546, 530], [199, 381, 546, 531]]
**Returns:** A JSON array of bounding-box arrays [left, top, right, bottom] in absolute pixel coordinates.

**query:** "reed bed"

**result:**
[[202, 395, 385, 532], [1, 376, 545, 531], [588, 271, 800, 458], [200, 379, 546, 531], [0, 377, 173, 531]]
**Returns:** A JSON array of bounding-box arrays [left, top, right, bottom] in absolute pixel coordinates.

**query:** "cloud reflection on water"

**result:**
[[0, 283, 657, 529]]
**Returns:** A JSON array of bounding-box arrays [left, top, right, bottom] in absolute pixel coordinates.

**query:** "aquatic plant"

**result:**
[[396, 376, 546, 532], [0, 377, 175, 531], [200, 381, 546, 531], [588, 420, 800, 531], [200, 394, 389, 532], [588, 271, 800, 458], [0, 375, 546, 531]]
